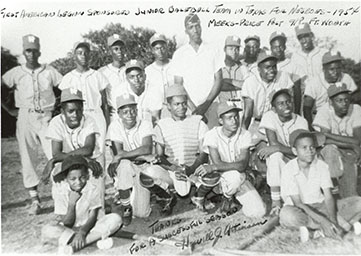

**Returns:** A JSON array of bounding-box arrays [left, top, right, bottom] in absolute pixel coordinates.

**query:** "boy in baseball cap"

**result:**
[[2, 34, 63, 215], [99, 34, 127, 121], [194, 102, 266, 217], [279, 129, 361, 242], [312, 83, 361, 198], [41, 155, 122, 253]]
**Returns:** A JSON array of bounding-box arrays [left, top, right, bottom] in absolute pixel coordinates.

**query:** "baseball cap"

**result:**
[[53, 155, 89, 181], [244, 35, 260, 44], [269, 31, 287, 44], [295, 23, 312, 37], [116, 94, 137, 109], [23, 34, 40, 50], [125, 59, 144, 73], [107, 34, 125, 47], [289, 129, 326, 148], [327, 83, 351, 98], [322, 51, 343, 65], [149, 33, 167, 47], [257, 51, 278, 65], [225, 35, 241, 47], [270, 89, 292, 104], [73, 41, 90, 52], [60, 88, 84, 103], [217, 102, 242, 118], [184, 13, 200, 26], [165, 84, 188, 98]]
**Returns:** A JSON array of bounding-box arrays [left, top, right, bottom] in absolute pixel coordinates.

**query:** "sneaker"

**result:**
[[220, 196, 233, 213], [58, 245, 73, 255], [191, 196, 207, 212], [121, 205, 133, 226], [353, 221, 361, 235], [97, 237, 114, 250], [160, 194, 177, 216], [29, 201, 41, 215], [299, 226, 309, 243]]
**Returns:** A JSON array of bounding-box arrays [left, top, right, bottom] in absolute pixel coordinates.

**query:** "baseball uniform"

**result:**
[[277, 58, 307, 84], [202, 126, 266, 217], [106, 118, 153, 218], [2, 64, 62, 188]]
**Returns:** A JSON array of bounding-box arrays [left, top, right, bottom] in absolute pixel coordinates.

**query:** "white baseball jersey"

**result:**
[[304, 73, 357, 112], [172, 42, 224, 106], [240, 60, 258, 76], [277, 58, 307, 83], [290, 47, 328, 79], [259, 111, 308, 146], [46, 113, 102, 158], [59, 69, 109, 110], [242, 71, 294, 119]]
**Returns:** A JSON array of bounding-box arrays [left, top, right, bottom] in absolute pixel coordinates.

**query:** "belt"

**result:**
[[228, 98, 242, 102], [28, 109, 51, 114]]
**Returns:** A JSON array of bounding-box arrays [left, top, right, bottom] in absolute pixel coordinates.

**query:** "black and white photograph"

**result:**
[[1, 0, 361, 254]]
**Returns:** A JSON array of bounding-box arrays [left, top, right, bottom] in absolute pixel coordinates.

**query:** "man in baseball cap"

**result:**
[[313, 82, 361, 198], [303, 50, 357, 127], [241, 34, 262, 74], [219, 36, 249, 110], [270, 30, 306, 115]]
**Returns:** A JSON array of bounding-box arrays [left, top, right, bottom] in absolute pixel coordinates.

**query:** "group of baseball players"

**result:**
[[2, 12, 361, 252]]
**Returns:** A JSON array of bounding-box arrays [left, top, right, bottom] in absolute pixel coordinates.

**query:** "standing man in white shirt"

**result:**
[[241, 35, 262, 75], [172, 13, 224, 128], [145, 33, 175, 119]]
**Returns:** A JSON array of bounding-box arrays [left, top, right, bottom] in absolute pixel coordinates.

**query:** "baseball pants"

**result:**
[[16, 108, 53, 188]]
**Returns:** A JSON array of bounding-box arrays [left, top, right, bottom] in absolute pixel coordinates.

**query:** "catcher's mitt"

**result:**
[[199, 172, 221, 187]]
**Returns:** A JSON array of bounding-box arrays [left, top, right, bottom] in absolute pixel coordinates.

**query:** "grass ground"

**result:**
[[2, 137, 361, 255]]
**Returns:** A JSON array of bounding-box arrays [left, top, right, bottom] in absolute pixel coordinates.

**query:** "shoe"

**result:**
[[299, 226, 309, 242], [160, 194, 177, 216], [121, 205, 133, 226], [353, 221, 361, 235], [58, 245, 73, 255], [29, 201, 41, 215], [220, 196, 233, 213], [191, 196, 207, 212], [97, 237, 114, 250]]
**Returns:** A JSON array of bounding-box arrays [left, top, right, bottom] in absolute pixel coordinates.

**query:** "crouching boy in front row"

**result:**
[[41, 155, 122, 253], [280, 130, 361, 242], [193, 102, 266, 217]]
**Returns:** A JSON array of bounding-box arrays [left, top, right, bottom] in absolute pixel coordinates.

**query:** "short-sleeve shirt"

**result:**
[[218, 63, 250, 104], [172, 42, 224, 106], [53, 181, 103, 227], [46, 114, 102, 158], [107, 119, 153, 151], [242, 71, 294, 119], [305, 73, 357, 112], [313, 103, 361, 136], [98, 64, 127, 107], [203, 127, 252, 163], [281, 158, 333, 205], [240, 60, 258, 75], [2, 64, 63, 110], [290, 47, 328, 79], [145, 60, 174, 104], [259, 111, 308, 146], [277, 58, 307, 83], [59, 69, 109, 110]]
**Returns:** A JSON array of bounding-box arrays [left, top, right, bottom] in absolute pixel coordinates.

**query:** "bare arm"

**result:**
[[320, 127, 361, 148], [208, 147, 249, 173], [221, 78, 244, 92], [243, 97, 254, 129], [100, 89, 110, 128], [112, 135, 153, 161], [293, 80, 302, 115], [323, 187, 338, 224], [303, 95, 315, 131]]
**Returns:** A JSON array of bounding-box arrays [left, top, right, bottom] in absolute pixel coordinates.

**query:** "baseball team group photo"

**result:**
[[1, 0, 361, 255]]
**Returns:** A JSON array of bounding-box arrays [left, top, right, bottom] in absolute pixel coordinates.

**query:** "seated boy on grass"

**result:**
[[41, 155, 122, 253], [279, 129, 361, 242]]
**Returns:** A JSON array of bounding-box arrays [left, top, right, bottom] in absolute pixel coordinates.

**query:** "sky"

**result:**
[[1, 0, 360, 64]]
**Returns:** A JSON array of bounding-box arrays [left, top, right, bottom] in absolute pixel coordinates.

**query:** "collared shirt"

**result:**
[[305, 73, 357, 112], [290, 47, 328, 79], [46, 114, 102, 158], [281, 158, 333, 205], [98, 63, 127, 106], [145, 60, 174, 104], [59, 69, 109, 110], [2, 64, 63, 110], [313, 103, 361, 136], [259, 111, 308, 146], [242, 71, 293, 119], [203, 127, 252, 163], [218, 63, 250, 104], [240, 60, 258, 75], [277, 58, 307, 83], [53, 182, 104, 227], [172, 42, 224, 106], [107, 119, 153, 151]]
